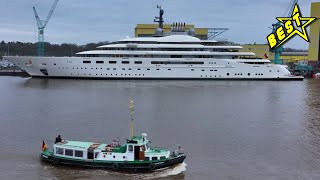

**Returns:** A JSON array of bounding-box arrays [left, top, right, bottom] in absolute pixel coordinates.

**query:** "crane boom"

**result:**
[[33, 7, 42, 28], [44, 0, 59, 28], [286, 0, 298, 17]]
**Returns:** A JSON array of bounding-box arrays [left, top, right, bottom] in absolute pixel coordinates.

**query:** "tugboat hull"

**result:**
[[41, 151, 186, 172]]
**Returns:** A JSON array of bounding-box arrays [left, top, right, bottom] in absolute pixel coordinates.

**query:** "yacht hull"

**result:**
[[4, 56, 303, 80]]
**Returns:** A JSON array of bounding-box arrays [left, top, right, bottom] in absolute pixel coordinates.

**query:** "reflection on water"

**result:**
[[1, 76, 320, 179], [299, 79, 320, 173]]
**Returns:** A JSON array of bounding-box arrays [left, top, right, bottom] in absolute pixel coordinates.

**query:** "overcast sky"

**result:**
[[0, 0, 318, 49]]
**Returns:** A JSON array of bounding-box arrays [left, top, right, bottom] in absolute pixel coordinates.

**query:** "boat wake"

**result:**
[[137, 162, 187, 179]]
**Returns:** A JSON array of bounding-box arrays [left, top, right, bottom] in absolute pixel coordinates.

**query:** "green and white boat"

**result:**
[[40, 100, 186, 172]]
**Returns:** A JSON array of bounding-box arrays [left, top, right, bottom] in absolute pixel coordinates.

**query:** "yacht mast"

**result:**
[[154, 5, 164, 29]]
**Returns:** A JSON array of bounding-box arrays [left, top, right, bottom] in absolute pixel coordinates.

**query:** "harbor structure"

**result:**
[[239, 44, 308, 64], [308, 2, 320, 62]]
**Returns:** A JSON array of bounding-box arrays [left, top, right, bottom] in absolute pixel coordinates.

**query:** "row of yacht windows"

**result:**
[[83, 60, 205, 65], [59, 66, 278, 75], [82, 60, 269, 65], [59, 67, 221, 72], [199, 73, 266, 78], [57, 66, 273, 78], [79, 54, 231, 58], [101, 47, 237, 52], [242, 62, 270, 64], [68, 72, 269, 77]]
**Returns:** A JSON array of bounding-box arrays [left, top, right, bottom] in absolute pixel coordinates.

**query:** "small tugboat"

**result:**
[[40, 99, 186, 172]]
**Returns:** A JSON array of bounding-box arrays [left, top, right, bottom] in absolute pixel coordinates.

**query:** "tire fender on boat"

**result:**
[[53, 158, 60, 165], [148, 163, 155, 170], [112, 163, 119, 170]]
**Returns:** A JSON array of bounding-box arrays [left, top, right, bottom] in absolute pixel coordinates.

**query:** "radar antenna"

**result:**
[[154, 5, 164, 29]]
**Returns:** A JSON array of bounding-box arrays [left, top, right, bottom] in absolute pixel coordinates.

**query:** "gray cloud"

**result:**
[[0, 0, 317, 49]]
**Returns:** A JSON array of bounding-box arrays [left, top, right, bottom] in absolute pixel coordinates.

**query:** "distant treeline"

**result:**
[[0, 41, 108, 58], [0, 40, 307, 59]]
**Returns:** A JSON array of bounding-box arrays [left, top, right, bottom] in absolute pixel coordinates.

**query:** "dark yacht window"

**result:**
[[135, 61, 142, 64], [83, 61, 91, 64], [171, 55, 182, 58], [151, 61, 204, 65], [96, 61, 104, 64]]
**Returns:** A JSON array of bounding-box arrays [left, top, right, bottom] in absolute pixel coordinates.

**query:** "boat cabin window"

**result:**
[[144, 157, 150, 161], [87, 152, 94, 160], [152, 157, 158, 161], [160, 156, 166, 160], [65, 149, 74, 156], [75, 150, 83, 158], [128, 145, 133, 152], [56, 147, 64, 155], [95, 152, 99, 159]]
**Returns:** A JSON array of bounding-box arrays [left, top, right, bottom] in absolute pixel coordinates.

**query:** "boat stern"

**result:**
[[40, 149, 54, 163]]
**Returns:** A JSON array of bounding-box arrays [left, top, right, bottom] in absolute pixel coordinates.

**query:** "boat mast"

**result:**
[[129, 98, 135, 138], [154, 5, 164, 29]]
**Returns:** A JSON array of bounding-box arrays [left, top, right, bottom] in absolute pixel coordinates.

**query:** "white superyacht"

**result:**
[[4, 7, 302, 80]]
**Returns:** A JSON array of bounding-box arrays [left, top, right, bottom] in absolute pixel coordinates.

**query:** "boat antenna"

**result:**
[[129, 98, 135, 139], [154, 5, 164, 29]]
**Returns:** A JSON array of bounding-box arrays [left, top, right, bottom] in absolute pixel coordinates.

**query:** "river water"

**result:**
[[1, 76, 320, 179]]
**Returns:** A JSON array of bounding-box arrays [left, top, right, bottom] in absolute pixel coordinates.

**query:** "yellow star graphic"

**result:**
[[274, 3, 316, 49]]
